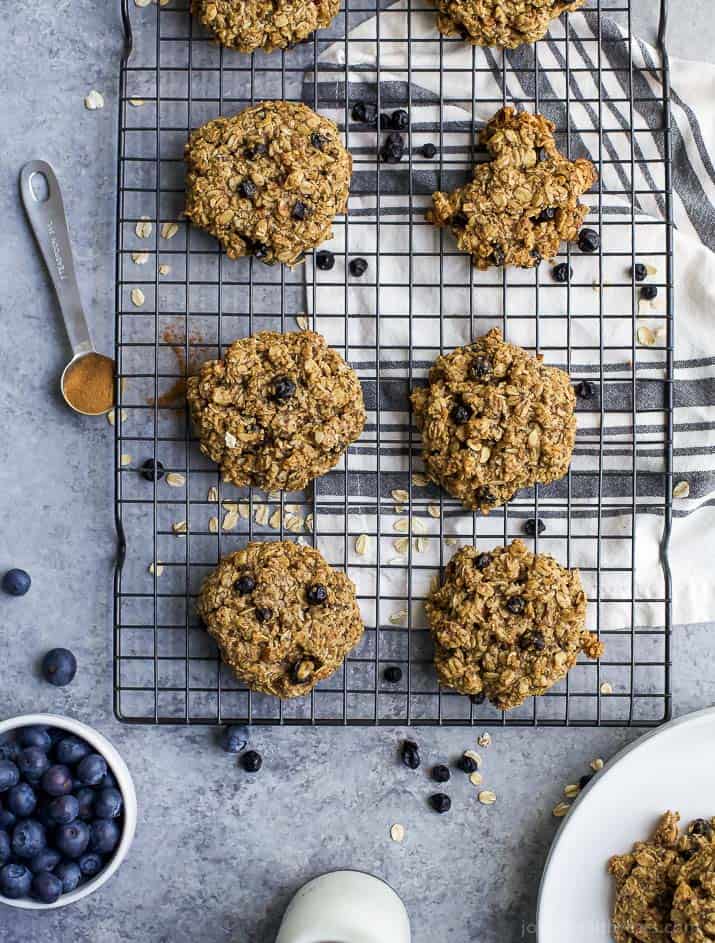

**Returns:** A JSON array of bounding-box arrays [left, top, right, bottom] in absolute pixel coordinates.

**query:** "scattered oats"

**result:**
[[223, 510, 239, 531], [120, 453, 132, 467], [255, 504, 269, 526], [390, 824, 405, 844], [387, 558, 404, 566], [414, 536, 427, 553], [130, 288, 145, 307], [148, 561, 164, 576], [106, 409, 116, 426], [590, 757, 604, 772], [394, 505, 406, 514], [477, 732, 492, 748], [637, 325, 656, 346], [478, 790, 497, 806], [393, 518, 409, 533], [160, 222, 179, 240], [600, 681, 613, 695], [553, 802, 571, 818], [158, 0, 171, 6], [268, 509, 282, 529], [645, 264, 658, 276], [135, 217, 152, 239], [222, 501, 237, 513], [135, 0, 152, 6], [427, 505, 441, 519], [284, 504, 301, 514], [355, 534, 369, 556], [172, 520, 188, 535], [469, 771, 483, 787], [238, 503, 250, 519], [224, 431, 237, 448], [445, 537, 458, 546], [393, 536, 410, 555], [84, 89, 105, 110], [285, 513, 303, 533], [166, 472, 186, 488], [411, 473, 429, 488], [389, 610, 408, 625], [131, 251, 149, 265], [159, 264, 171, 276], [128, 98, 145, 106], [305, 513, 314, 532], [564, 784, 580, 799], [207, 486, 219, 502], [673, 480, 690, 499], [464, 750, 481, 768], [391, 489, 409, 504], [295, 314, 309, 331], [412, 517, 426, 534], [267, 491, 280, 501], [208, 516, 219, 534], [429, 574, 440, 594]]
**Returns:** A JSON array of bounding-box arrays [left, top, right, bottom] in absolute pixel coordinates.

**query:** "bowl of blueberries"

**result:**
[[0, 714, 137, 909]]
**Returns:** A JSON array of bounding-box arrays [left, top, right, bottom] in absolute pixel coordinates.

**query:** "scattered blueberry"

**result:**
[[140, 458, 164, 482], [381, 132, 404, 164], [32, 870, 63, 903], [519, 631, 545, 651], [633, 262, 647, 282], [422, 142, 437, 158], [578, 228, 600, 253], [432, 765, 450, 784], [89, 820, 120, 856], [6, 783, 37, 818], [0, 831, 10, 866], [239, 180, 257, 200], [310, 132, 327, 151], [351, 101, 378, 125], [42, 648, 77, 687], [75, 788, 96, 821], [429, 793, 451, 814], [379, 112, 391, 130], [491, 246, 506, 266], [0, 762, 19, 793], [450, 402, 471, 424], [401, 740, 420, 770], [0, 863, 33, 899], [2, 569, 31, 596], [41, 766, 73, 798], [292, 201, 309, 221], [55, 737, 91, 767], [469, 692, 486, 705], [55, 860, 82, 894], [474, 553, 491, 571], [252, 242, 269, 261], [691, 819, 713, 837], [458, 754, 478, 774], [255, 607, 272, 623], [29, 848, 61, 875], [451, 211, 468, 229], [506, 596, 526, 615], [536, 207, 556, 224], [234, 575, 256, 596], [306, 583, 328, 605], [349, 257, 368, 277], [576, 379, 595, 399], [470, 356, 492, 380], [640, 284, 658, 301], [11, 820, 46, 859], [55, 821, 90, 859], [241, 751, 262, 773], [76, 755, 107, 788], [578, 774, 593, 789], [552, 262, 572, 283], [221, 726, 249, 756], [391, 109, 409, 131], [78, 852, 104, 878], [315, 250, 335, 271], [49, 795, 80, 826], [383, 666, 402, 684], [524, 518, 546, 537], [244, 143, 267, 160], [273, 376, 296, 401]]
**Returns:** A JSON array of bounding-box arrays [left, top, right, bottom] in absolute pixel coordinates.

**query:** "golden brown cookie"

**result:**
[[428, 107, 597, 269], [433, 0, 585, 47], [186, 330, 365, 493], [426, 540, 602, 710], [198, 541, 364, 698], [184, 101, 351, 266], [191, 0, 340, 53], [672, 844, 715, 943], [410, 328, 576, 513]]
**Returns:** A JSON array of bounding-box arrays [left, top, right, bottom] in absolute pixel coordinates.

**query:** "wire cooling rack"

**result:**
[[113, 0, 674, 726]]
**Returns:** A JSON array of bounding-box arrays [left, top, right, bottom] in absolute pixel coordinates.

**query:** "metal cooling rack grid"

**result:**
[[113, 0, 674, 726]]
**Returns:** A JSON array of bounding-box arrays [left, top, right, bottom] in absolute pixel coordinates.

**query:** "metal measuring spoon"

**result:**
[[20, 160, 116, 416]]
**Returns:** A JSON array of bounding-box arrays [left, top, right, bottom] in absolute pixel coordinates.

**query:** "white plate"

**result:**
[[537, 707, 715, 942]]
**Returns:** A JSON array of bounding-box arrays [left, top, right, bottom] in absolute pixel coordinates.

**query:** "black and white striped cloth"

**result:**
[[302, 7, 715, 629]]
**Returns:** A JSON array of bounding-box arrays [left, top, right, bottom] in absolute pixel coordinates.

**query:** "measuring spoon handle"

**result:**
[[19, 160, 94, 357]]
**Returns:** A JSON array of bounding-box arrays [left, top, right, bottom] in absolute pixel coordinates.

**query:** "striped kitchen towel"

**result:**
[[300, 5, 715, 630]]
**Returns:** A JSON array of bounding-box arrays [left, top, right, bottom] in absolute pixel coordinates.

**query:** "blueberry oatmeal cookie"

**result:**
[[184, 101, 351, 266], [608, 813, 715, 943], [410, 328, 576, 514], [432, 0, 585, 47], [191, 0, 340, 53], [198, 541, 364, 698], [186, 330, 365, 492], [428, 107, 597, 269], [426, 540, 602, 709]]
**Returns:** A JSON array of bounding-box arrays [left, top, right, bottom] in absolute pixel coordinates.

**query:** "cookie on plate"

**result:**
[[426, 540, 602, 709], [184, 101, 351, 266], [410, 328, 576, 513], [186, 330, 365, 493], [671, 842, 715, 943], [433, 0, 585, 47], [198, 541, 364, 698], [428, 107, 597, 269], [191, 0, 340, 53]]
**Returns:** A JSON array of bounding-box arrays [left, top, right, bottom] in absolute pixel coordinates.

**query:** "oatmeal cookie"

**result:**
[[433, 0, 585, 47], [609, 813, 715, 943], [191, 0, 340, 53], [672, 843, 715, 943], [410, 328, 576, 513], [184, 101, 351, 266], [428, 107, 597, 269], [426, 540, 602, 709], [186, 330, 365, 492], [198, 541, 364, 698]]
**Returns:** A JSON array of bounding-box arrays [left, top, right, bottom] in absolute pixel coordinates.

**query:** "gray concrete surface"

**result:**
[[0, 2, 713, 941]]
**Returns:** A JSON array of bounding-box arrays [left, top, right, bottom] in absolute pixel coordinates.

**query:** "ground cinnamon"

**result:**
[[63, 352, 115, 415]]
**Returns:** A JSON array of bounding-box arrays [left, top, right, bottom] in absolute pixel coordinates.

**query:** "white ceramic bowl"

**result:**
[[0, 713, 137, 910]]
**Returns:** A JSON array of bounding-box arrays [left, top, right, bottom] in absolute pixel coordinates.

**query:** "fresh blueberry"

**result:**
[[238, 180, 257, 200], [2, 568, 31, 596], [29, 848, 61, 875], [11, 819, 46, 859], [391, 109, 409, 131], [0, 808, 15, 831], [76, 754, 107, 787], [41, 766, 73, 798], [221, 726, 249, 756], [55, 821, 90, 859], [381, 132, 404, 164], [552, 262, 572, 283], [578, 773, 593, 789], [351, 101, 378, 125], [640, 284, 658, 301], [576, 379, 595, 399], [536, 207, 556, 224], [78, 852, 104, 878], [474, 553, 491, 571], [55, 737, 91, 766], [0, 863, 33, 899], [519, 630, 545, 651], [55, 860, 82, 894], [291, 201, 310, 221], [241, 751, 262, 773], [273, 377, 296, 401], [429, 793, 451, 814], [315, 250, 335, 271], [48, 795, 80, 826], [379, 112, 391, 130], [75, 788, 96, 821], [306, 583, 328, 605], [0, 761, 19, 793], [89, 820, 120, 856], [401, 740, 420, 770], [450, 402, 471, 424], [432, 764, 450, 784], [17, 726, 52, 752], [0, 831, 10, 866], [632, 262, 647, 282], [422, 142, 437, 158], [32, 870, 63, 903], [348, 257, 368, 277], [97, 771, 117, 790], [383, 666, 402, 684], [578, 228, 600, 253], [458, 754, 478, 774], [0, 738, 19, 763], [140, 458, 164, 482], [524, 517, 546, 537], [93, 788, 123, 820], [42, 648, 77, 687], [233, 575, 256, 596], [7, 783, 36, 818], [506, 596, 526, 615]]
